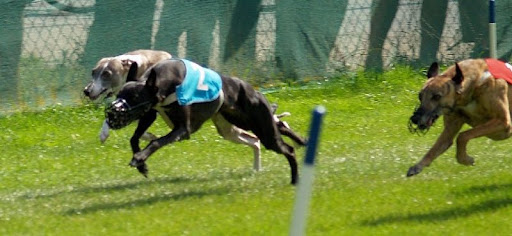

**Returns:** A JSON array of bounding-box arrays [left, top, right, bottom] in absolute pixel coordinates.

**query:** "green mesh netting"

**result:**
[[1, 0, 511, 114]]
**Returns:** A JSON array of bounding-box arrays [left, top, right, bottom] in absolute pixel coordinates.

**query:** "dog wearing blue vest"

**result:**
[[105, 59, 306, 185]]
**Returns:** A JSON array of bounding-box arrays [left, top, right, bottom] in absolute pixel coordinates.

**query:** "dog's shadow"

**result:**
[[64, 187, 230, 215], [361, 183, 512, 226], [20, 175, 198, 200], [14, 169, 254, 215], [62, 170, 255, 215]]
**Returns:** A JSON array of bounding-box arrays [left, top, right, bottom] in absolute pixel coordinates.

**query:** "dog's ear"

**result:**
[[120, 59, 132, 69], [126, 62, 138, 82], [145, 69, 158, 94], [452, 63, 464, 85], [427, 62, 439, 78]]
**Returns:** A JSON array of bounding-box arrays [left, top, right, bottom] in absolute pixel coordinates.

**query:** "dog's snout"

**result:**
[[410, 107, 424, 125], [84, 83, 93, 97], [410, 114, 419, 125], [417, 123, 428, 130]]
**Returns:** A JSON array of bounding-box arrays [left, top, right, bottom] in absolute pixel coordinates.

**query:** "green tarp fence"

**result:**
[[1, 0, 511, 113]]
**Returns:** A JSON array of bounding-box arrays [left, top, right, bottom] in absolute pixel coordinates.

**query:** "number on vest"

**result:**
[[190, 63, 208, 91], [506, 62, 512, 73]]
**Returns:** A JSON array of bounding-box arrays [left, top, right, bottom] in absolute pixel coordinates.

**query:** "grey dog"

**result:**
[[83, 50, 172, 143]]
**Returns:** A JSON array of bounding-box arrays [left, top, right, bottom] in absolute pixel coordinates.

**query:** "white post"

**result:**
[[290, 106, 326, 236]]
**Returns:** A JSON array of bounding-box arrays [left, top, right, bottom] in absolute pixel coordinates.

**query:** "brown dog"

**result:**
[[408, 58, 512, 177]]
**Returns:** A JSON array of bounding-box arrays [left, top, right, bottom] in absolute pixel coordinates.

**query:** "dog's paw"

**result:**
[[291, 176, 298, 185], [99, 131, 109, 143], [129, 157, 143, 167], [99, 121, 110, 143], [136, 163, 149, 178], [457, 155, 475, 166], [129, 158, 149, 177], [406, 165, 423, 177]]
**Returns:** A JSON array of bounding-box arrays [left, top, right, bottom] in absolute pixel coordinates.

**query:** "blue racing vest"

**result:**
[[176, 59, 222, 106]]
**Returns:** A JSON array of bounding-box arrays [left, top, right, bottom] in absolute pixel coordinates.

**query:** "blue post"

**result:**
[[304, 106, 325, 165], [489, 0, 497, 58], [290, 106, 326, 236], [489, 0, 496, 23]]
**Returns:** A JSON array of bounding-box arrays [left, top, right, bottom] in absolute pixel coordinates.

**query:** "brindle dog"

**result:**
[[408, 59, 512, 177]]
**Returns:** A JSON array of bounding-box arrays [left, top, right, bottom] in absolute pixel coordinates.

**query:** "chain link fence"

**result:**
[[1, 0, 511, 114]]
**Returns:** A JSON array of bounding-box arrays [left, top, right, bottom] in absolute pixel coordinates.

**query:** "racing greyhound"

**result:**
[[83, 50, 172, 142], [105, 59, 306, 184]]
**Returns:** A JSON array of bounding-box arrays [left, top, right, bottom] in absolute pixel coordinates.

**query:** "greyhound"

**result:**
[[105, 59, 306, 184], [83, 50, 172, 143], [84, 50, 172, 100]]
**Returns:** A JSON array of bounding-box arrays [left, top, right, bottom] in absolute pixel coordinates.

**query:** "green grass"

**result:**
[[2, 66, 512, 235]]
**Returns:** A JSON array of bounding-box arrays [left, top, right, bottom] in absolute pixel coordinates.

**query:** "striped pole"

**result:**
[[290, 106, 326, 236], [489, 0, 497, 58]]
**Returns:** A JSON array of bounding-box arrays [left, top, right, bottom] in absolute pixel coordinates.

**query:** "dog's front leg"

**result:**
[[127, 111, 157, 176], [99, 120, 111, 143], [130, 110, 157, 154], [456, 118, 511, 166], [129, 125, 190, 177], [407, 116, 464, 177]]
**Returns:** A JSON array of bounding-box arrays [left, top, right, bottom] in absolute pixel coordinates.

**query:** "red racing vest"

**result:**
[[485, 58, 512, 84]]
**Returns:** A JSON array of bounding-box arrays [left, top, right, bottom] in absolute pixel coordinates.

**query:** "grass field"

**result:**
[[2, 66, 512, 235]]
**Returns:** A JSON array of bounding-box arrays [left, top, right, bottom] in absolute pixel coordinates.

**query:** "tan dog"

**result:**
[[408, 58, 512, 177], [83, 50, 172, 142], [84, 49, 172, 100]]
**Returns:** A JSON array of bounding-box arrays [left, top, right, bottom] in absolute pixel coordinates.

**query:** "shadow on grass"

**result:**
[[61, 169, 260, 215], [17, 169, 253, 200], [17, 176, 195, 200], [362, 182, 512, 226], [63, 187, 231, 215], [457, 182, 512, 195], [362, 197, 512, 226]]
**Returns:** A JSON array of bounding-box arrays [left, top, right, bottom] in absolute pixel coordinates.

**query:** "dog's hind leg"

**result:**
[[211, 114, 262, 171], [259, 132, 299, 184], [276, 141, 299, 185]]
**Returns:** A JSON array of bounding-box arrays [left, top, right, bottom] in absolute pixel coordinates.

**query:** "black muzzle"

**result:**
[[105, 98, 152, 130], [408, 106, 429, 134]]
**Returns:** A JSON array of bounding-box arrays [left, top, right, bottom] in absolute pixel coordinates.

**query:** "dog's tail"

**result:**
[[271, 103, 291, 118], [270, 103, 306, 146], [276, 111, 291, 119]]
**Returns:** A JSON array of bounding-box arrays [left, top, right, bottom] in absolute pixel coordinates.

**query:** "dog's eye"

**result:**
[[432, 94, 441, 101]]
